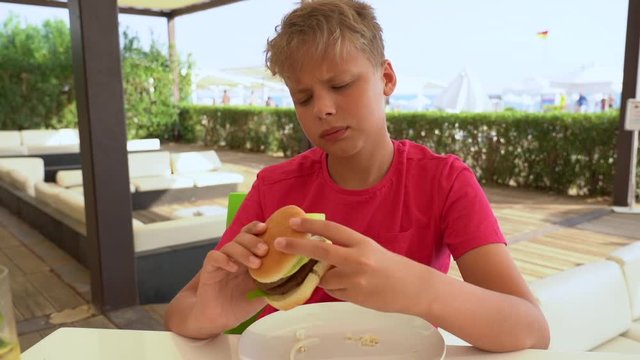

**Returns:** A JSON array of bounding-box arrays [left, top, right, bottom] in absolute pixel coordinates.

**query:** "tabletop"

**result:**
[[21, 327, 637, 360]]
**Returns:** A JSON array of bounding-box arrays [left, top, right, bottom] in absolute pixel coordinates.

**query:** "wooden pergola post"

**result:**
[[614, 0, 640, 207], [68, 0, 138, 310]]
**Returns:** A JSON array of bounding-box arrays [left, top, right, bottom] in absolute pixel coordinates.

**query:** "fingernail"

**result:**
[[274, 237, 286, 249], [289, 217, 301, 226], [249, 256, 261, 268], [257, 243, 268, 252]]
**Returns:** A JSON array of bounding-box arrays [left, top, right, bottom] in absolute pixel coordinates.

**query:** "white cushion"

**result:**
[[132, 218, 145, 228], [624, 320, 640, 342], [0, 158, 44, 195], [127, 138, 160, 152], [609, 242, 640, 320], [56, 169, 84, 188], [131, 175, 194, 192], [34, 181, 65, 206], [128, 151, 171, 178], [529, 260, 632, 352], [0, 157, 45, 182], [0, 131, 22, 146], [68, 184, 136, 194], [52, 189, 85, 223], [26, 144, 80, 155], [591, 336, 640, 353], [170, 151, 222, 174], [7, 169, 36, 196], [0, 146, 27, 156], [21, 129, 79, 146], [67, 186, 84, 194], [133, 214, 226, 252], [181, 171, 244, 188], [0, 167, 10, 184]]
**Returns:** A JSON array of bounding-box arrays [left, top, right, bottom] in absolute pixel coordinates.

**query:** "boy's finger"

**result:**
[[274, 235, 350, 267], [288, 217, 364, 247], [242, 221, 267, 235]]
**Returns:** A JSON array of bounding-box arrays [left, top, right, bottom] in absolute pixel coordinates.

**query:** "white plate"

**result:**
[[238, 302, 445, 360]]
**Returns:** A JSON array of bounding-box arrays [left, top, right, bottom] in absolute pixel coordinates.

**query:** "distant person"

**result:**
[[559, 94, 567, 112], [576, 93, 587, 113], [608, 94, 616, 110], [600, 98, 607, 112], [247, 90, 256, 106], [222, 90, 231, 105], [265, 96, 275, 107]]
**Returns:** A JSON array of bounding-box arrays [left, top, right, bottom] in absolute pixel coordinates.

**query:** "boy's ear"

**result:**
[[382, 60, 397, 96]]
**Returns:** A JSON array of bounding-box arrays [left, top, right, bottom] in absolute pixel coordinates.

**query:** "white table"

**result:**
[[22, 327, 637, 360]]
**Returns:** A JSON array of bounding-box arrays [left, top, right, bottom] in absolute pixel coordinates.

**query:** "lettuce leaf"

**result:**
[[246, 288, 268, 300]]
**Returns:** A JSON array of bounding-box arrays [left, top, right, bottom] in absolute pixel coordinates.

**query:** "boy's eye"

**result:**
[[332, 82, 350, 90], [295, 97, 311, 106]]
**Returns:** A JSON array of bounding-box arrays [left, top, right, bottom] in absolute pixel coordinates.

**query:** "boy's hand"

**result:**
[[193, 221, 268, 331], [273, 217, 426, 315]]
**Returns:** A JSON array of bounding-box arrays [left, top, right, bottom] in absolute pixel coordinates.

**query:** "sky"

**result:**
[[0, 0, 629, 95]]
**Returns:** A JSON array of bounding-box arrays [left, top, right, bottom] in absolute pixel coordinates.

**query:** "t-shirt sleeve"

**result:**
[[441, 165, 506, 259], [214, 175, 265, 250]]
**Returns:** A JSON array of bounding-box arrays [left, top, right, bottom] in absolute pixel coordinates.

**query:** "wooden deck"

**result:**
[[1, 148, 638, 352]]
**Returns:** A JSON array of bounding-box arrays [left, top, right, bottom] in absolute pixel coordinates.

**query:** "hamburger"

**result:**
[[248, 205, 331, 310]]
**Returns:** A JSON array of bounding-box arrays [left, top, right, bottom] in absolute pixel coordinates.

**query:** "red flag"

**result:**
[[536, 30, 549, 39]]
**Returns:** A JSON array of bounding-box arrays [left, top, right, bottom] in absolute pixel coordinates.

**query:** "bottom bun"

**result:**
[[265, 260, 331, 311]]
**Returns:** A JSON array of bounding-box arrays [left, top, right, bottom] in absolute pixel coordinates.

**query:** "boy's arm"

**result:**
[[164, 272, 226, 338], [414, 243, 550, 352], [275, 217, 549, 352]]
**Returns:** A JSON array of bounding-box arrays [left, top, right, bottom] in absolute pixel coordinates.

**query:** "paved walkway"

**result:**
[[2, 149, 638, 352]]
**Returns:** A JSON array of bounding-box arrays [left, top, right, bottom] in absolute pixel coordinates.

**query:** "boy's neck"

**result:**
[[327, 136, 394, 190]]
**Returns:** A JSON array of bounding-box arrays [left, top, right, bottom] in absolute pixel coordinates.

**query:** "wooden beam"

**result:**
[[613, 0, 640, 206], [68, 0, 138, 311], [170, 0, 244, 17], [0, 0, 66, 10], [0, 0, 170, 17]]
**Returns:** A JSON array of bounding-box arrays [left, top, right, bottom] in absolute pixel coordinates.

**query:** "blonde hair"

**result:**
[[265, 0, 385, 80]]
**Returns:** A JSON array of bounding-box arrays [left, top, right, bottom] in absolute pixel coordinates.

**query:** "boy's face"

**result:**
[[284, 46, 396, 158]]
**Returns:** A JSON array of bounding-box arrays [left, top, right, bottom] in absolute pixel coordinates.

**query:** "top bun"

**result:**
[[249, 205, 309, 283]]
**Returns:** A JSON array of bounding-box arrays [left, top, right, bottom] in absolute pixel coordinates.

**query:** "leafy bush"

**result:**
[[0, 16, 75, 129], [179, 105, 306, 157], [121, 31, 193, 140], [180, 106, 637, 197], [0, 17, 192, 137]]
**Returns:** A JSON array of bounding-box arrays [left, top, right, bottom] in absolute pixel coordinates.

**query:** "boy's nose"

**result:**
[[313, 95, 336, 119]]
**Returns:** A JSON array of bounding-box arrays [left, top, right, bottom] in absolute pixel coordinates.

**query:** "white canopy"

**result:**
[[434, 69, 492, 112], [505, 77, 565, 96], [551, 65, 622, 94]]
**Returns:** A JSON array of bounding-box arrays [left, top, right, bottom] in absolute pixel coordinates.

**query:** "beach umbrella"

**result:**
[[434, 69, 492, 112]]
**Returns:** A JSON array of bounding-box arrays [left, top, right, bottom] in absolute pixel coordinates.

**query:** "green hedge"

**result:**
[[179, 106, 638, 197], [387, 111, 620, 196], [178, 105, 307, 157]]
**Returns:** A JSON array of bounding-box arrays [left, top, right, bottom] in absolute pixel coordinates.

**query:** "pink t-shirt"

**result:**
[[216, 139, 506, 317]]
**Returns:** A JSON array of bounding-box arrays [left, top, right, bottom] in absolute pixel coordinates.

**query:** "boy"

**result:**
[[165, 0, 550, 352]]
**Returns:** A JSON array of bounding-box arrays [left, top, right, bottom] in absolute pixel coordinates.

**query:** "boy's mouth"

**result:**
[[320, 126, 349, 140]]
